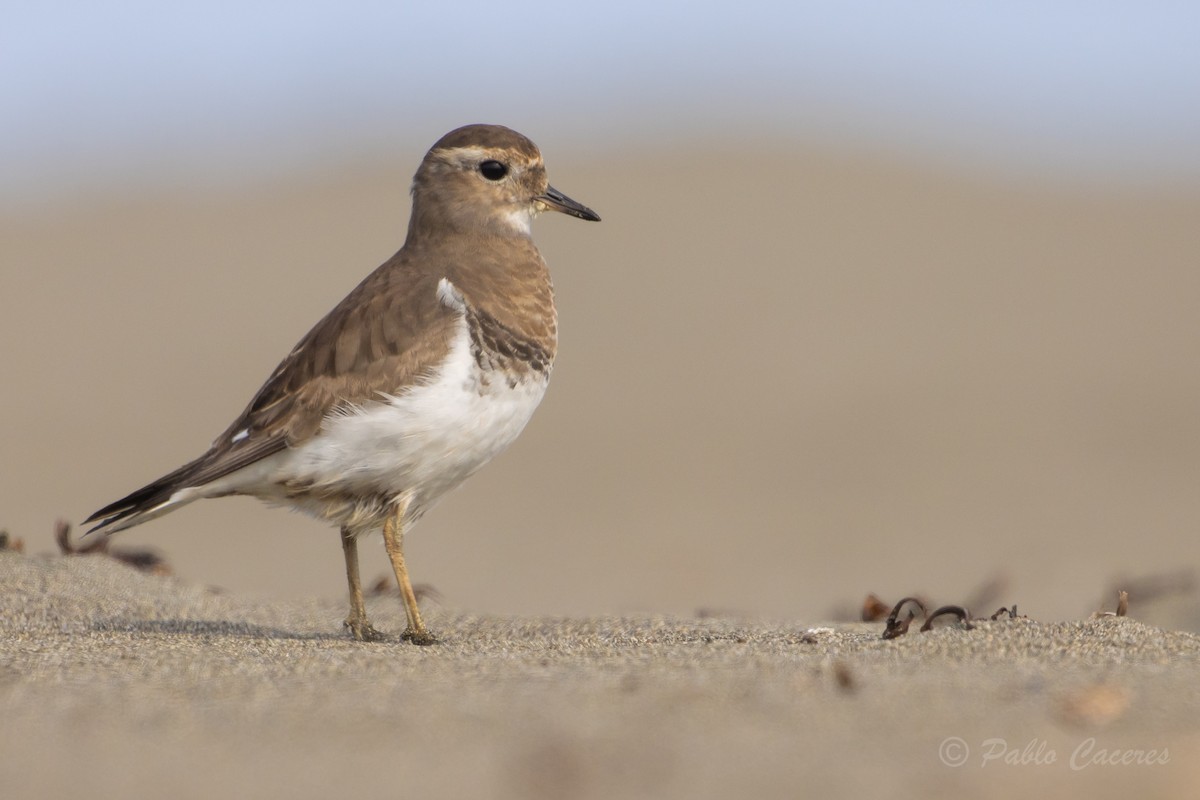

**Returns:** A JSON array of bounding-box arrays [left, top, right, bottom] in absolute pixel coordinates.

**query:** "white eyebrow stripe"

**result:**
[[432, 145, 538, 169], [434, 146, 493, 161]]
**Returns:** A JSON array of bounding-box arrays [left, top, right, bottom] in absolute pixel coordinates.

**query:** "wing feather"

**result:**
[[86, 252, 460, 532]]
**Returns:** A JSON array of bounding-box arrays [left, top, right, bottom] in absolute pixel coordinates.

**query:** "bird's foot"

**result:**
[[401, 627, 439, 646], [345, 618, 384, 642]]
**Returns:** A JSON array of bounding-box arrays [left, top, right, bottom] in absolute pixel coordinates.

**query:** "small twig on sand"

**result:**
[[861, 593, 891, 622], [990, 605, 1022, 620], [920, 605, 974, 632], [368, 575, 441, 603], [0, 530, 25, 553], [882, 597, 927, 640], [55, 519, 171, 575], [1092, 589, 1130, 619]]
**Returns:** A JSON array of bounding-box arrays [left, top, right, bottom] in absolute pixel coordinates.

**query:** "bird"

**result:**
[[85, 124, 600, 644]]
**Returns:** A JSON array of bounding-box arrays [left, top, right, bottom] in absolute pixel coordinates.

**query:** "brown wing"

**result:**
[[220, 256, 455, 445], [86, 252, 458, 532]]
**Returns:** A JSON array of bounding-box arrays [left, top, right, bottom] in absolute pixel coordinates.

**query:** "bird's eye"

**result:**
[[479, 160, 508, 181]]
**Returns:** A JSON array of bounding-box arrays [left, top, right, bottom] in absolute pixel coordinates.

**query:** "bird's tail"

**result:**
[[84, 458, 209, 535]]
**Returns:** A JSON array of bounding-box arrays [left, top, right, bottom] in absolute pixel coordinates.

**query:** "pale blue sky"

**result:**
[[5, 2, 1200, 198]]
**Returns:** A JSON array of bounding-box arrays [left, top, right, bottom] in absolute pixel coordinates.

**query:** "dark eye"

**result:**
[[479, 160, 508, 181]]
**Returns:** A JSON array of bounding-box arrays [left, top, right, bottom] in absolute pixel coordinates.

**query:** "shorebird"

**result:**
[[86, 124, 600, 644]]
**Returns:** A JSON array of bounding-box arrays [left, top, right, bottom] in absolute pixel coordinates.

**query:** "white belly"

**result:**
[[257, 315, 549, 529]]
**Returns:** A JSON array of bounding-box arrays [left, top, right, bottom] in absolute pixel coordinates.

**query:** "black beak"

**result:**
[[538, 185, 601, 222]]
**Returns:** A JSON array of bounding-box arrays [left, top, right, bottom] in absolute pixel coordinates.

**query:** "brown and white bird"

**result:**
[[85, 124, 600, 644]]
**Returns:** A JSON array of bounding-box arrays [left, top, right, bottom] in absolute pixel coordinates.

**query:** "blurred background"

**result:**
[[3, 2, 1199, 628]]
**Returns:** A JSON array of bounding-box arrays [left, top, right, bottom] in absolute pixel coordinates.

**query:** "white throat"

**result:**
[[501, 207, 534, 235]]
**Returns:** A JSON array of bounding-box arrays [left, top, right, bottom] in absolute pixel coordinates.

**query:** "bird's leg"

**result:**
[[341, 527, 381, 642], [381, 503, 437, 645]]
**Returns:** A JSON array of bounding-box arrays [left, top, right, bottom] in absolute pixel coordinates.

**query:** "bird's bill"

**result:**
[[537, 186, 601, 221]]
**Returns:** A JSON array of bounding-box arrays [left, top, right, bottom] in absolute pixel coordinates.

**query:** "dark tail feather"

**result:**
[[85, 434, 288, 534], [84, 458, 206, 534]]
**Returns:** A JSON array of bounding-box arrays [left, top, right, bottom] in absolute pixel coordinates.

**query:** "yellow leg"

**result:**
[[341, 527, 381, 641], [381, 503, 437, 645]]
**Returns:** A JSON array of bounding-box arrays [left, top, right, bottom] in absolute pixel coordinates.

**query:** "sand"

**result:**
[[2, 550, 1198, 799]]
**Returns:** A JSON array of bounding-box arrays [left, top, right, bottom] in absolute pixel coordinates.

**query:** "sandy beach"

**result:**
[[2, 550, 1198, 799], [4, 137, 1200, 797]]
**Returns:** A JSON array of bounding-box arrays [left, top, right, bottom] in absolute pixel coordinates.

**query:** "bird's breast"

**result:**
[[281, 311, 550, 523]]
